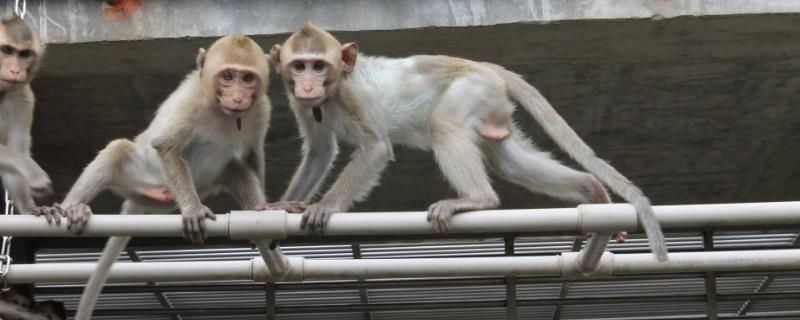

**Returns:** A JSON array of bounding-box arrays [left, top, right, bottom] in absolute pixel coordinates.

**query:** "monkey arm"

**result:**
[[316, 138, 392, 211], [151, 133, 203, 213], [246, 144, 266, 189], [152, 130, 215, 243], [281, 119, 339, 203], [0, 144, 35, 176], [222, 160, 266, 209]]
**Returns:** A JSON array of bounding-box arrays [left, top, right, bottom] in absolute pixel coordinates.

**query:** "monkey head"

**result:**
[[0, 15, 44, 91], [271, 22, 358, 112], [196, 35, 269, 118]]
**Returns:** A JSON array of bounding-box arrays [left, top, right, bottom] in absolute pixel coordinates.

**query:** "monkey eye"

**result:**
[[242, 73, 255, 83], [312, 61, 325, 71], [1, 46, 13, 56], [293, 62, 306, 71], [221, 71, 234, 81], [18, 50, 31, 58]]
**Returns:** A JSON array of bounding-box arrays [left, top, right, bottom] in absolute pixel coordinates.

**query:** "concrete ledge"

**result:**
[[11, 0, 800, 44]]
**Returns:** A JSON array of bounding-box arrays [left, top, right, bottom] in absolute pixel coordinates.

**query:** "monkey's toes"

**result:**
[[615, 231, 628, 243]]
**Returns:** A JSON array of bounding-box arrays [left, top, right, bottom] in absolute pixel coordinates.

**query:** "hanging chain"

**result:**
[[14, 0, 26, 19], [1, 191, 14, 291]]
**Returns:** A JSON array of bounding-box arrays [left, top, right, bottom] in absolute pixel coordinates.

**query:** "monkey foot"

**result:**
[[615, 231, 627, 243], [255, 201, 307, 213]]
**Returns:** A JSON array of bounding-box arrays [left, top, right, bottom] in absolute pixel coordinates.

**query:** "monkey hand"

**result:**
[[55, 202, 93, 234], [427, 200, 458, 234], [300, 203, 340, 235], [30, 206, 61, 225], [255, 201, 307, 213], [181, 204, 216, 244]]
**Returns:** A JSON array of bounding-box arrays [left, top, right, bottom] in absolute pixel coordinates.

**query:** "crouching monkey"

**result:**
[[57, 35, 303, 319], [272, 22, 668, 261], [0, 15, 54, 221]]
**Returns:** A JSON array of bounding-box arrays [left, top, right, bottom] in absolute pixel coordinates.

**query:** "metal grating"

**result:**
[[29, 231, 800, 319]]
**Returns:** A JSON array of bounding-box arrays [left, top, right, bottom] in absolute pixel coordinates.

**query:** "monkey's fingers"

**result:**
[[320, 211, 333, 232], [300, 211, 310, 229], [34, 206, 61, 225]]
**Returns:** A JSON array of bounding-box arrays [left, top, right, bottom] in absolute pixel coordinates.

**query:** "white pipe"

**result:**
[[251, 238, 291, 279], [1, 202, 799, 238], [575, 233, 611, 274], [6, 249, 800, 284]]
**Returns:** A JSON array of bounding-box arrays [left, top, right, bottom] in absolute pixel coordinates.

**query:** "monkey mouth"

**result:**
[[0, 78, 24, 85], [222, 106, 246, 116], [295, 96, 324, 106]]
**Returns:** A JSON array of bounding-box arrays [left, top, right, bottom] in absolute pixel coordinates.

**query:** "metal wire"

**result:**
[[1, 191, 14, 291], [13, 0, 26, 19]]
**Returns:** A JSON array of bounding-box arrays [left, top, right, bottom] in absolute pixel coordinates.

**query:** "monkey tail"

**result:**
[[497, 66, 668, 262], [75, 236, 132, 320]]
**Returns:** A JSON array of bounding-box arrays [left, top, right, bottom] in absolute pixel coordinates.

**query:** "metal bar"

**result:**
[[75, 292, 800, 317], [503, 237, 517, 320], [351, 244, 373, 320], [551, 239, 582, 320], [126, 250, 180, 320], [703, 232, 719, 320], [8, 249, 800, 284], [5, 202, 800, 238], [736, 233, 800, 315], [265, 282, 276, 320]]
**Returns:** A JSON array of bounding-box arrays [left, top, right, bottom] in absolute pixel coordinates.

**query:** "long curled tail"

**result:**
[[75, 236, 131, 319], [496, 66, 668, 262]]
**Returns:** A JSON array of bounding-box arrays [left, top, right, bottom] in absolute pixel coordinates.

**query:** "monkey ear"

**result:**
[[269, 45, 282, 74], [341, 43, 358, 73], [196, 48, 207, 70]]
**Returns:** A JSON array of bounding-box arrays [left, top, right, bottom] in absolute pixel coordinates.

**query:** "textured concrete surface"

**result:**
[[10, 0, 800, 43], [24, 12, 800, 223]]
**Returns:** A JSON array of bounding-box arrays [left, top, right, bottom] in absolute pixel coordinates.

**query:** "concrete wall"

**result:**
[[27, 12, 800, 217], [10, 0, 800, 43]]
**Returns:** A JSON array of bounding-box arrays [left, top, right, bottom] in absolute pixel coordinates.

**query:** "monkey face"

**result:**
[[287, 58, 332, 107], [214, 67, 260, 117], [0, 44, 34, 89]]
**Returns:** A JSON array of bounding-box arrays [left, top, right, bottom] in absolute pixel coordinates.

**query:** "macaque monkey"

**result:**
[[272, 22, 668, 261], [56, 35, 302, 320], [0, 15, 55, 221]]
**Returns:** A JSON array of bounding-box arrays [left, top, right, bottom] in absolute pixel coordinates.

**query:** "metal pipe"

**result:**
[[6, 249, 800, 284], [2, 202, 800, 238]]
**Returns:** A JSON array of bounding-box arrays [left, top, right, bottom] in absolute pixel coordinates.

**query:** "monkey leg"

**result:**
[[484, 135, 626, 242], [75, 200, 145, 320], [59, 138, 137, 233], [428, 131, 500, 234]]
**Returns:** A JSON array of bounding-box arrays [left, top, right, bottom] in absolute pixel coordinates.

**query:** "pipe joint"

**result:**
[[227, 211, 287, 240], [578, 204, 638, 233], [562, 251, 614, 278]]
